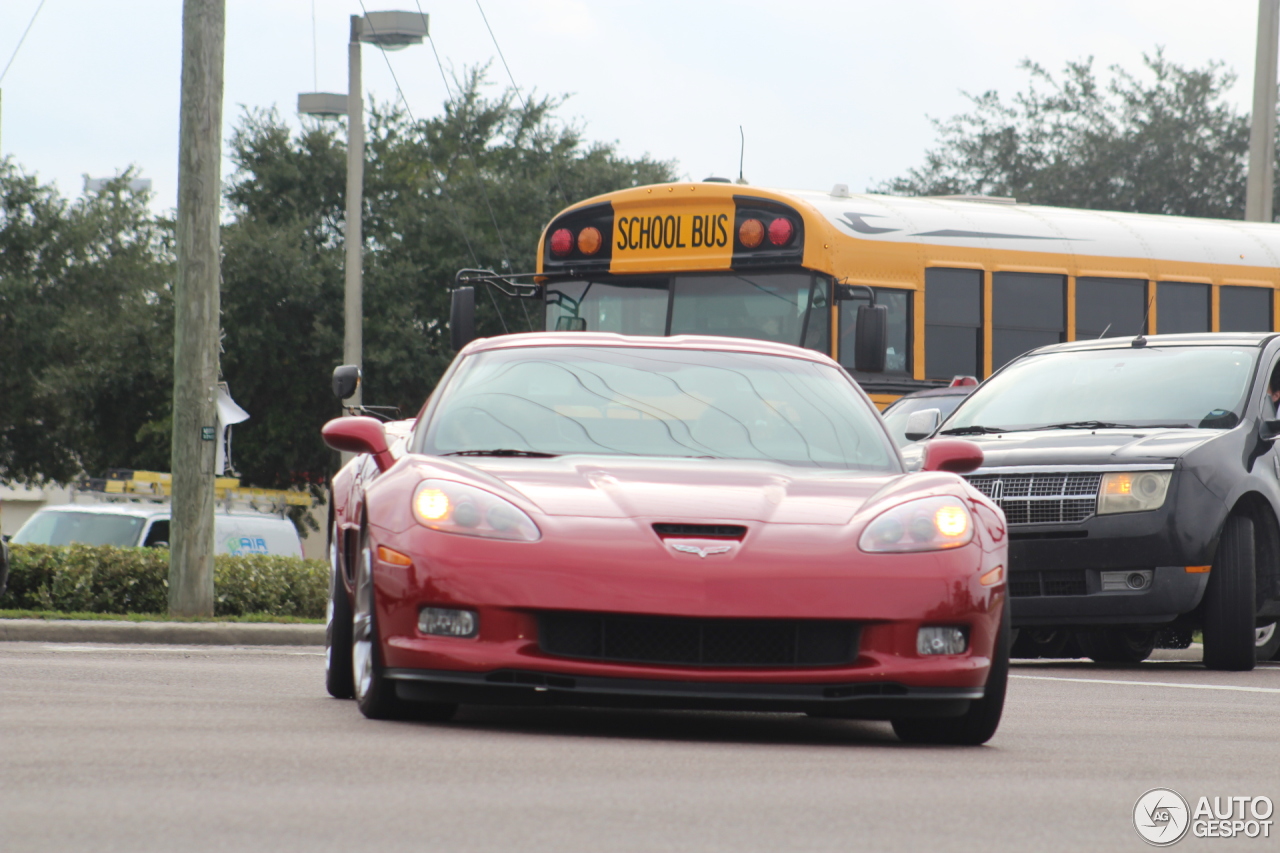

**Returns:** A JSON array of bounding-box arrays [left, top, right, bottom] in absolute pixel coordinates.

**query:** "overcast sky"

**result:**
[[0, 0, 1267, 213]]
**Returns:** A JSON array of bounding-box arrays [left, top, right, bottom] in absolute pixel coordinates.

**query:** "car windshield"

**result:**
[[421, 346, 898, 471], [882, 394, 969, 446], [943, 346, 1258, 432], [12, 511, 145, 547]]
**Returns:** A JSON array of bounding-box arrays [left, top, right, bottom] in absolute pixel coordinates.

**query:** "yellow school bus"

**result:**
[[523, 181, 1280, 408]]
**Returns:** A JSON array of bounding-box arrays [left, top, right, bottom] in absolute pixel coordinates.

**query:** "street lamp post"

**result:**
[[299, 11, 427, 410]]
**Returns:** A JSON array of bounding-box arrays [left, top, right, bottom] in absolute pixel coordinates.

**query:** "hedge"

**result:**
[[1, 544, 328, 618]]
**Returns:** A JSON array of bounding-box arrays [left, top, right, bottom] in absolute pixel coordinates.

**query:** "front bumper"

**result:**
[[387, 667, 982, 719]]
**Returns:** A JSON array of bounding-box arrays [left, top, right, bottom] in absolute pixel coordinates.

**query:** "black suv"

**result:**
[[904, 333, 1280, 671]]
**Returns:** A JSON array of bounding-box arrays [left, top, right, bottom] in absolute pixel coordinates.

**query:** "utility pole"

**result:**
[[1247, 0, 1280, 222], [170, 0, 225, 616], [344, 14, 365, 410]]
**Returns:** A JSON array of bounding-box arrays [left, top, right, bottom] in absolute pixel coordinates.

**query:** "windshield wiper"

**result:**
[[1026, 421, 1138, 431], [441, 449, 558, 458], [940, 425, 1008, 436]]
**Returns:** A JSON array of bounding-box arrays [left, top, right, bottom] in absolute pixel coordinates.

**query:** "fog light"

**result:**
[[917, 626, 967, 655], [419, 607, 478, 638], [1101, 569, 1153, 591]]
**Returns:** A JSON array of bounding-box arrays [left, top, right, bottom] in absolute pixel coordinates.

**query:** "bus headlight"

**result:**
[[859, 496, 973, 553], [1097, 471, 1171, 515]]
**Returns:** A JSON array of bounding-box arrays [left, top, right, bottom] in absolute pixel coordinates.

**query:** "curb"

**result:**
[[0, 618, 324, 646]]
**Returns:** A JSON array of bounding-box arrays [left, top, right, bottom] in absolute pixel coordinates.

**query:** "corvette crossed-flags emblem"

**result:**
[[670, 543, 732, 558]]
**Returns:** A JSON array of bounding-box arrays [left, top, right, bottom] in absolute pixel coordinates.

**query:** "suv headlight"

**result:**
[[1097, 471, 1171, 515], [412, 479, 540, 541], [859, 496, 973, 553]]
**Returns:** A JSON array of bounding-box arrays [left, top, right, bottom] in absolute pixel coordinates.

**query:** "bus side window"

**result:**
[[1157, 282, 1210, 334], [925, 269, 982, 379], [840, 287, 910, 374], [1076, 277, 1146, 339], [1221, 285, 1273, 333], [992, 272, 1065, 372]]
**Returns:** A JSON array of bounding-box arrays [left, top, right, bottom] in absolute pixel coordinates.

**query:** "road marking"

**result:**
[[42, 644, 323, 656], [1012, 674, 1280, 694]]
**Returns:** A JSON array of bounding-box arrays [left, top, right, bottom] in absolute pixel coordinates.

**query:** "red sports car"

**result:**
[[322, 333, 1009, 744]]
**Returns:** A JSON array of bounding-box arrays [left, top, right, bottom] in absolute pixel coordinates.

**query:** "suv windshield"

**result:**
[[12, 511, 145, 547], [421, 346, 897, 471], [944, 346, 1258, 432]]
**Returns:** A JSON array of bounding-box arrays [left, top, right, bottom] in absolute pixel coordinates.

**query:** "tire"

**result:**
[[352, 533, 457, 722], [1011, 628, 1080, 659], [1256, 622, 1280, 662], [892, 598, 1009, 746], [1075, 628, 1156, 664], [325, 523, 355, 699], [1202, 514, 1257, 672]]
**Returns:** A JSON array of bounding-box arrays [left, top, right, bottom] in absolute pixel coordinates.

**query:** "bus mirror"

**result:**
[[854, 303, 888, 372], [450, 286, 477, 351], [332, 364, 361, 400], [555, 316, 587, 332]]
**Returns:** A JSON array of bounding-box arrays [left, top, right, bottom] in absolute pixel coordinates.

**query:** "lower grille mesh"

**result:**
[[1009, 569, 1088, 597], [537, 612, 860, 667]]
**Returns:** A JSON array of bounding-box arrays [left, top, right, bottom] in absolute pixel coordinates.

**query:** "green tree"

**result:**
[[220, 69, 677, 489], [880, 50, 1266, 218], [0, 162, 173, 485]]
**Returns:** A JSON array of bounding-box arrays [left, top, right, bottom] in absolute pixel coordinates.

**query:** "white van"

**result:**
[[10, 504, 303, 558]]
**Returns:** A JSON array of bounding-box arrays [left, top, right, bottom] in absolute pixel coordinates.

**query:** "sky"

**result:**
[[0, 0, 1268, 214]]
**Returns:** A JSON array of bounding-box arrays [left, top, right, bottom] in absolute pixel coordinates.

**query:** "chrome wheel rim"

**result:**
[[1256, 622, 1276, 649], [352, 546, 375, 701]]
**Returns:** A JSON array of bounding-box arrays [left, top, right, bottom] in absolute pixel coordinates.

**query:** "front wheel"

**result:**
[[1075, 628, 1155, 664], [325, 524, 355, 699], [892, 598, 1009, 746], [352, 536, 457, 722], [1202, 514, 1257, 672]]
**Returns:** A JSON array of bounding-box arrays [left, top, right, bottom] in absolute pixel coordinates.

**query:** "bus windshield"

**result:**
[[545, 272, 830, 353], [942, 346, 1258, 433]]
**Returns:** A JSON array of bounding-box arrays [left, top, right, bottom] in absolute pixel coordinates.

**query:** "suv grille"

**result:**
[[537, 612, 860, 667], [965, 472, 1102, 525]]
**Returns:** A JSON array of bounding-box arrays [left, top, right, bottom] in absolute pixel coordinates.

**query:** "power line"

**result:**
[[310, 0, 318, 92], [475, 0, 569, 206], [0, 0, 48, 86]]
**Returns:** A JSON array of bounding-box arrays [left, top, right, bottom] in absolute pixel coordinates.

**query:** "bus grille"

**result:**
[[537, 612, 860, 667], [965, 472, 1102, 525]]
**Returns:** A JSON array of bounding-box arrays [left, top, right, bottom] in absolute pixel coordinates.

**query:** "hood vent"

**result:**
[[653, 523, 747, 539]]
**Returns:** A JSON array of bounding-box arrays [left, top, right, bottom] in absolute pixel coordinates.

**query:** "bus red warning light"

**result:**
[[767, 217, 795, 246], [550, 228, 574, 257]]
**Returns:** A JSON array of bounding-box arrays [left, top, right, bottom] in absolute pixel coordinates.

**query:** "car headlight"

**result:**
[[411, 479, 540, 541], [1097, 471, 1171, 515], [858, 496, 974, 553]]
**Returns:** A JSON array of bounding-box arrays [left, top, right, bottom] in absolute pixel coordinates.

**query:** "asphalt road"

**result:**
[[3, 643, 1278, 853]]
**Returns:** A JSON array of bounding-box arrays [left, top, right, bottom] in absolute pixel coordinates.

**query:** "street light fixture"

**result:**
[[298, 11, 427, 410]]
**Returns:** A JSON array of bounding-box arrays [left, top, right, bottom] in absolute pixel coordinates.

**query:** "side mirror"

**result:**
[[322, 416, 394, 472], [922, 438, 984, 474], [555, 316, 587, 331], [1262, 419, 1280, 442], [854, 303, 888, 373], [903, 408, 942, 442], [332, 364, 361, 400], [451, 286, 476, 351]]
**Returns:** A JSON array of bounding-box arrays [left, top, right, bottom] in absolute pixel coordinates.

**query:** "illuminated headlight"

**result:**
[[918, 626, 968, 655], [411, 479, 540, 541], [1097, 471, 1171, 515], [858, 496, 974, 553], [419, 607, 478, 637]]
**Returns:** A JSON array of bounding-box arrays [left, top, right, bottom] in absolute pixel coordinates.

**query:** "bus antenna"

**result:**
[[736, 126, 747, 185]]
